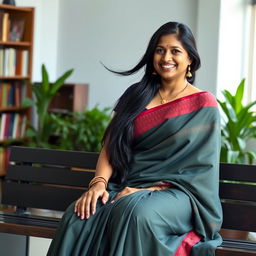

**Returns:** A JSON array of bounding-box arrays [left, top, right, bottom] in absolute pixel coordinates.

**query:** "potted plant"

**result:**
[[49, 106, 111, 152], [217, 79, 256, 164], [24, 64, 73, 148], [24, 64, 111, 152]]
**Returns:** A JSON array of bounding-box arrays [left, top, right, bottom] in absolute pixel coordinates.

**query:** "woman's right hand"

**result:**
[[74, 182, 109, 220]]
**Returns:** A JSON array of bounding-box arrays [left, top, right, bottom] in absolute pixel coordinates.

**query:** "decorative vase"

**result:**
[[3, 0, 16, 5]]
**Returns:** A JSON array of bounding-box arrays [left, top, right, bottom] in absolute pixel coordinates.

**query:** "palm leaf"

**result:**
[[49, 69, 74, 96], [234, 79, 245, 113], [41, 64, 50, 92]]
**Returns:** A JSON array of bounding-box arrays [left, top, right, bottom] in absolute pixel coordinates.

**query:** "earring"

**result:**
[[152, 71, 157, 75], [186, 65, 192, 78]]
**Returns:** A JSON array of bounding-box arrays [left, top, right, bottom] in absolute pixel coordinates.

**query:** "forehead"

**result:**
[[157, 34, 184, 48]]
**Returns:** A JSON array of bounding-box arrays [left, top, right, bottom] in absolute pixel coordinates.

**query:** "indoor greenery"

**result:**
[[218, 79, 256, 164], [24, 64, 111, 152], [24, 64, 73, 148], [49, 107, 111, 152]]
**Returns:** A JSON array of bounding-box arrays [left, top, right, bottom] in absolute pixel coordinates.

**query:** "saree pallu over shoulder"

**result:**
[[125, 91, 223, 255], [134, 91, 218, 138]]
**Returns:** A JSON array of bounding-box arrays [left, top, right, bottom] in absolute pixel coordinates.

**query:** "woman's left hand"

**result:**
[[111, 186, 142, 203]]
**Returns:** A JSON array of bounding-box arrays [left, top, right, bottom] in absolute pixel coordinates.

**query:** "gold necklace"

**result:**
[[158, 82, 189, 104]]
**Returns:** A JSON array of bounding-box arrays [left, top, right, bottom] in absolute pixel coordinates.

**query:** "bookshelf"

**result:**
[[0, 4, 34, 176], [48, 83, 89, 114]]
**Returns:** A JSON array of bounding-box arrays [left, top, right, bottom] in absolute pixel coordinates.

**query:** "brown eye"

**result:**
[[172, 49, 180, 54], [155, 48, 165, 54]]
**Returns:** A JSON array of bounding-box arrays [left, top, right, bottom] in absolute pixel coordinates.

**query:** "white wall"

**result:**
[[196, 0, 221, 95], [12, 0, 225, 108], [15, 0, 60, 81], [57, 0, 199, 109]]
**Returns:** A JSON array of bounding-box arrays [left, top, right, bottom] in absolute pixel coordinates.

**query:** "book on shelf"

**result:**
[[0, 48, 29, 76], [9, 18, 25, 42], [1, 12, 10, 42], [0, 12, 26, 43], [0, 82, 27, 108], [0, 11, 3, 42], [0, 113, 27, 140]]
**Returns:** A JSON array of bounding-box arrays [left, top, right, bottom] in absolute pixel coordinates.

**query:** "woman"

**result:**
[[47, 21, 222, 256]]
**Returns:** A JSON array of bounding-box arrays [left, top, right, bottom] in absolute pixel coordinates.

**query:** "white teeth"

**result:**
[[161, 64, 175, 68]]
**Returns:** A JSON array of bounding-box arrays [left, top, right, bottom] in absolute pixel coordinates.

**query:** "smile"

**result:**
[[160, 64, 176, 70]]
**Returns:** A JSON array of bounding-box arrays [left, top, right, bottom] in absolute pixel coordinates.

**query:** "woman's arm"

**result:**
[[74, 145, 113, 219], [94, 145, 113, 181]]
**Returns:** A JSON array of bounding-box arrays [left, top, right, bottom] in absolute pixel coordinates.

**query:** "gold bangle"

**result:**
[[88, 176, 107, 189]]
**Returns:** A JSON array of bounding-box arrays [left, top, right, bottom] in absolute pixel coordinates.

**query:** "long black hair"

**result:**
[[102, 21, 201, 184]]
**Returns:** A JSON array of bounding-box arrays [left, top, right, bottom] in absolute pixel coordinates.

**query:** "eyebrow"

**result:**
[[156, 45, 182, 49]]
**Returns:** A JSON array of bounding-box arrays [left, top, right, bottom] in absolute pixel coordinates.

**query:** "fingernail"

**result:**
[[102, 200, 106, 204], [111, 200, 115, 203], [92, 210, 95, 215]]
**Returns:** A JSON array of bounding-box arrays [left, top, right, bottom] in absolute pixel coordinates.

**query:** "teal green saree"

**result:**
[[47, 91, 222, 256]]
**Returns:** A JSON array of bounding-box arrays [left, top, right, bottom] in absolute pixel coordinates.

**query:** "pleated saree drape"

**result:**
[[47, 91, 222, 256]]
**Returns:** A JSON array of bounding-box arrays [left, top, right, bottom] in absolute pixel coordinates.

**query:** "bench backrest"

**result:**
[[2, 146, 98, 211], [2, 147, 256, 233], [219, 163, 256, 232]]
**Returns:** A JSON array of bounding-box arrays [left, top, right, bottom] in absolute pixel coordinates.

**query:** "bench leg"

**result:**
[[26, 236, 30, 256]]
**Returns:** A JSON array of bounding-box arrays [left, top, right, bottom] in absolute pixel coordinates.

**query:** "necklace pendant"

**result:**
[[161, 99, 167, 104]]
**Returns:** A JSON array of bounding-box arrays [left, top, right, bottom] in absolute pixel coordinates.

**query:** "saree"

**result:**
[[47, 91, 223, 256]]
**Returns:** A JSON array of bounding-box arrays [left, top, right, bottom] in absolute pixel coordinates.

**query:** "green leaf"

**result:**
[[234, 78, 245, 113], [24, 128, 37, 137], [237, 137, 246, 150], [21, 97, 34, 107], [42, 64, 50, 92], [246, 151, 256, 164], [218, 100, 237, 122], [222, 90, 234, 106], [49, 69, 74, 96], [227, 150, 239, 163]]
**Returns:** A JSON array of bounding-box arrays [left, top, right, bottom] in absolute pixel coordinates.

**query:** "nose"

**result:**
[[162, 50, 172, 62]]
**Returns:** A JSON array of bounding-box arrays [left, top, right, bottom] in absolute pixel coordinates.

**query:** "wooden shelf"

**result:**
[[48, 83, 89, 113], [0, 106, 30, 112], [0, 76, 30, 80], [0, 40, 31, 46], [0, 137, 26, 145], [0, 4, 33, 12], [0, 4, 34, 176]]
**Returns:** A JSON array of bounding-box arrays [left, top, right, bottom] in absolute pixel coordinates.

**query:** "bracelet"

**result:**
[[88, 176, 108, 189]]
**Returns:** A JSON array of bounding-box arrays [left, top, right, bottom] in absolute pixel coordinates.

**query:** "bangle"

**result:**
[[88, 176, 108, 189]]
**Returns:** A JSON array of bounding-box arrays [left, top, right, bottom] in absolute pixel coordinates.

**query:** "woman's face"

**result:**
[[153, 34, 191, 83]]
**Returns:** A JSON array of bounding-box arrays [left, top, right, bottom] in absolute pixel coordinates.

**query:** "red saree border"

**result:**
[[134, 91, 218, 138], [174, 230, 202, 256]]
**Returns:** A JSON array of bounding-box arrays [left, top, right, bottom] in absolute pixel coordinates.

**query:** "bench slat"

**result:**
[[216, 247, 256, 256], [221, 202, 256, 231], [0, 222, 56, 239], [6, 165, 94, 187], [2, 182, 86, 211], [220, 163, 256, 182], [9, 146, 99, 169], [219, 183, 256, 202]]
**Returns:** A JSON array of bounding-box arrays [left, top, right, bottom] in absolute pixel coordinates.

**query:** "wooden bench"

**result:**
[[0, 146, 255, 255], [216, 163, 256, 256]]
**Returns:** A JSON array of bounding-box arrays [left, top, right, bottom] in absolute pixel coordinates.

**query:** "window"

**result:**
[[247, 0, 256, 102]]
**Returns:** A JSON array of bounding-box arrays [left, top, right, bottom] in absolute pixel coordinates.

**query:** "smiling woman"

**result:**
[[47, 21, 222, 256]]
